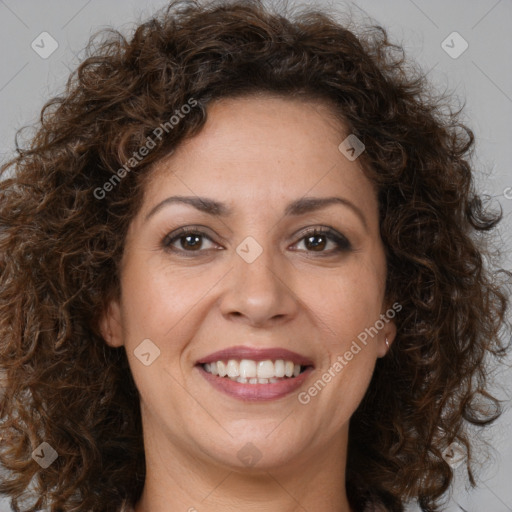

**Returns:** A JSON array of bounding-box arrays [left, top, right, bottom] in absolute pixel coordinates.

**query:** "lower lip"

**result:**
[[196, 365, 314, 401]]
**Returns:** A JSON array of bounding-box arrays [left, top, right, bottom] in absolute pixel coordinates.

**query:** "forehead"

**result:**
[[141, 95, 378, 224]]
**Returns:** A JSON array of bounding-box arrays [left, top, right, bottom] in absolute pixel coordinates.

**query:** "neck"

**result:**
[[133, 421, 354, 512]]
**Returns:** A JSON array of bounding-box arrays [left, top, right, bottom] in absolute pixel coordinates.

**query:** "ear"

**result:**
[[379, 320, 397, 358], [99, 299, 124, 348], [377, 301, 399, 358]]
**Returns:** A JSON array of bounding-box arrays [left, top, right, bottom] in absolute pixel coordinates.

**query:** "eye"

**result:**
[[291, 227, 352, 254], [162, 226, 352, 256], [163, 227, 219, 255]]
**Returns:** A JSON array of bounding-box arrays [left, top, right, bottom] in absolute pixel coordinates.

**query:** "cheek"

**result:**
[[118, 256, 228, 377], [319, 262, 386, 348], [313, 257, 385, 411]]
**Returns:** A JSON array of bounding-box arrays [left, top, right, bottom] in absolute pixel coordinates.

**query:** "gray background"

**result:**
[[0, 1, 511, 511]]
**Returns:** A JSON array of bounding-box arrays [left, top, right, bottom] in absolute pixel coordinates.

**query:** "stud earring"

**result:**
[[385, 337, 390, 350]]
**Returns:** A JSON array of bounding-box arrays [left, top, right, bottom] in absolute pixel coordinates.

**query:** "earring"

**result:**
[[385, 337, 390, 350]]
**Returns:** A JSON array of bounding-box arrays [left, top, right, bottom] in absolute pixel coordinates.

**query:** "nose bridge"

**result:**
[[236, 234, 278, 288], [219, 230, 296, 325]]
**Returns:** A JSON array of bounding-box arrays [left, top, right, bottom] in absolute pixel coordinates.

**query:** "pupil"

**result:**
[[183, 235, 201, 249], [307, 235, 325, 251]]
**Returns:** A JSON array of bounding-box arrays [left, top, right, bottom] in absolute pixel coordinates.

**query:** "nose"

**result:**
[[219, 239, 298, 328]]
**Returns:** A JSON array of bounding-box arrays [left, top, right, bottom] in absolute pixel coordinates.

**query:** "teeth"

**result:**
[[226, 359, 239, 378], [239, 359, 257, 378], [217, 361, 227, 377], [202, 358, 308, 382], [257, 360, 274, 379], [274, 359, 285, 377]]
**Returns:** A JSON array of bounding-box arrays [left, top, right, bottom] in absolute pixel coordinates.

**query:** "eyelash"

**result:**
[[162, 226, 352, 257]]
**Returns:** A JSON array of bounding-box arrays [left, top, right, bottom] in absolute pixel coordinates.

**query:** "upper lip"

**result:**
[[196, 345, 314, 367]]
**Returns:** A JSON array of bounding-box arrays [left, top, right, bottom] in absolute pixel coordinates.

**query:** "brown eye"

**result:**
[[162, 226, 351, 257], [293, 228, 352, 254], [304, 233, 328, 251], [163, 228, 219, 254], [177, 234, 203, 251]]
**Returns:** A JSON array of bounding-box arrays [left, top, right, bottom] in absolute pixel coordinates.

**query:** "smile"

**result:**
[[196, 345, 315, 400], [202, 358, 307, 383], [197, 365, 314, 401]]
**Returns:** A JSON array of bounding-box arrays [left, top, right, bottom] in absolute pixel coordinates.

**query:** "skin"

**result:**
[[101, 94, 396, 512]]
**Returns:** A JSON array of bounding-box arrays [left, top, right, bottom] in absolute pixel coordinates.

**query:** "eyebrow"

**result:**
[[145, 195, 368, 229]]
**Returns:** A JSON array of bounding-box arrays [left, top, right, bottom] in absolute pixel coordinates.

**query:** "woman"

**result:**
[[0, 1, 510, 511]]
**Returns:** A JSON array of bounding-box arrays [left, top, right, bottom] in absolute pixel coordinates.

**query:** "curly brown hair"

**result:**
[[0, 1, 510, 511]]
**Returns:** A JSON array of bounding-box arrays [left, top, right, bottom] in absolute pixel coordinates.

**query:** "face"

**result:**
[[101, 95, 396, 474]]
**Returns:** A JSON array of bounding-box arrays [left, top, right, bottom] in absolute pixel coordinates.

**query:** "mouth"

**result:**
[[195, 346, 315, 401], [199, 359, 311, 383]]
